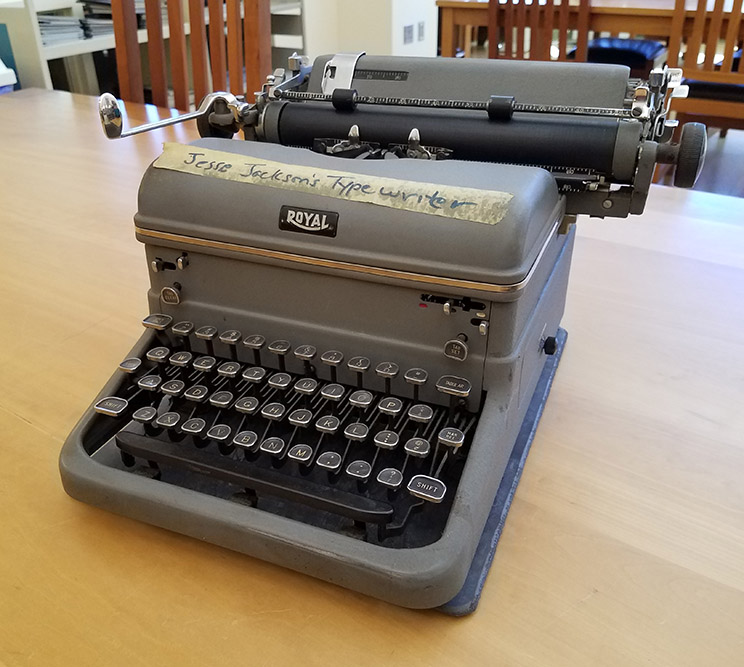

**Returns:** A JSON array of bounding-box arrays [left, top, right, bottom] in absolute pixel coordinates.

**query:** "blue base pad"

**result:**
[[439, 328, 567, 616]]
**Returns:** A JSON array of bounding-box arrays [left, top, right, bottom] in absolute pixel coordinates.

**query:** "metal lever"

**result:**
[[97, 91, 248, 140]]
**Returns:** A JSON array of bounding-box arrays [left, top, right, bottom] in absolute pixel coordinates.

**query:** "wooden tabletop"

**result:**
[[1, 88, 743, 666]]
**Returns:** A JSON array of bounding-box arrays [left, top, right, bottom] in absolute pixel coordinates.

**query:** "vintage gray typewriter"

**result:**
[[60, 54, 705, 611]]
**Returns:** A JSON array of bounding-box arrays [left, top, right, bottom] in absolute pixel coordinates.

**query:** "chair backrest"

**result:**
[[488, 0, 589, 61], [113, 0, 272, 111], [667, 0, 744, 84]]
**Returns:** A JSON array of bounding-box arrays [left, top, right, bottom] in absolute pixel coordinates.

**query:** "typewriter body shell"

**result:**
[[60, 55, 700, 609]]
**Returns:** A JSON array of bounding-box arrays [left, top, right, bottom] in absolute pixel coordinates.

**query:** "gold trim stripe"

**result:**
[[135, 222, 560, 294]]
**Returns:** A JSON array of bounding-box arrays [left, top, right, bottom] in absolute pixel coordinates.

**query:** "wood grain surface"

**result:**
[[1, 89, 743, 667]]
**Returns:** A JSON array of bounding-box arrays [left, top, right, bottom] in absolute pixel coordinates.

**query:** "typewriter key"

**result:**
[[404, 437, 431, 458], [321, 383, 345, 402], [181, 417, 207, 440], [118, 357, 142, 373], [260, 436, 286, 456], [268, 372, 292, 390], [192, 356, 217, 373], [408, 403, 434, 424], [268, 340, 292, 372], [233, 430, 259, 452], [375, 362, 399, 394], [171, 321, 195, 351], [146, 346, 170, 363], [142, 313, 173, 331], [438, 427, 465, 450], [378, 397, 403, 417], [218, 329, 242, 360], [347, 356, 370, 388], [294, 345, 317, 376], [373, 430, 399, 450], [94, 396, 129, 417], [242, 335, 266, 366], [316, 415, 340, 434], [294, 377, 318, 396], [209, 390, 234, 408], [377, 467, 403, 490], [407, 475, 447, 503], [261, 402, 286, 421], [320, 350, 344, 382], [287, 444, 314, 464], [404, 368, 428, 401], [288, 408, 313, 427], [169, 351, 193, 368], [207, 424, 232, 454], [346, 460, 372, 481], [132, 406, 157, 424], [217, 361, 241, 379], [183, 384, 209, 402], [316, 451, 342, 472], [161, 379, 186, 397], [155, 411, 181, 430], [349, 390, 374, 410], [195, 326, 218, 356], [242, 366, 267, 384], [137, 375, 163, 391], [343, 422, 369, 442], [235, 396, 259, 414]]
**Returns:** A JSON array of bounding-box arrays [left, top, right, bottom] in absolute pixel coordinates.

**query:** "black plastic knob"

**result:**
[[674, 122, 706, 189], [543, 336, 558, 356]]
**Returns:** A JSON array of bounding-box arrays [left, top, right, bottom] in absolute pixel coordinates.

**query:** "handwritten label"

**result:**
[[153, 142, 512, 225]]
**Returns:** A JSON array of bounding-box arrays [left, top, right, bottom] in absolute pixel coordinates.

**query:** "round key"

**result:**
[[235, 396, 259, 414], [171, 320, 195, 337], [316, 451, 342, 471], [404, 367, 428, 401], [206, 424, 232, 443], [378, 397, 403, 417], [405, 437, 431, 458], [155, 411, 181, 428], [219, 329, 242, 360], [261, 402, 286, 420], [287, 444, 314, 463], [438, 427, 465, 449], [346, 460, 372, 480], [217, 361, 241, 379], [132, 406, 158, 424], [347, 356, 371, 373], [209, 390, 234, 408], [343, 422, 369, 441], [377, 467, 403, 489], [435, 375, 472, 398], [161, 379, 186, 396], [146, 346, 170, 363], [315, 415, 340, 434], [373, 430, 399, 449], [268, 372, 292, 390], [192, 356, 217, 372], [288, 408, 313, 427], [349, 390, 374, 409], [347, 356, 370, 388], [137, 375, 162, 391], [169, 351, 193, 367], [183, 384, 209, 402], [294, 344, 317, 361], [243, 334, 266, 365], [268, 340, 291, 372], [376, 361, 399, 393], [195, 325, 218, 341], [219, 329, 242, 345], [118, 357, 142, 373], [408, 403, 434, 424], [321, 383, 345, 402], [233, 430, 258, 450], [404, 368, 428, 385], [375, 361, 399, 379], [142, 313, 172, 331], [260, 437, 285, 456], [294, 377, 318, 395], [94, 396, 129, 417], [242, 366, 267, 383], [195, 325, 218, 355], [320, 350, 343, 382], [181, 417, 206, 436]]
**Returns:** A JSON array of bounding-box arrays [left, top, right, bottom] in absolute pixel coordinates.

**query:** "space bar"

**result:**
[[115, 431, 394, 525]]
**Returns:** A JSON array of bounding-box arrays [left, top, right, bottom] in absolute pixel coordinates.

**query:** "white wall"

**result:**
[[302, 0, 438, 59]]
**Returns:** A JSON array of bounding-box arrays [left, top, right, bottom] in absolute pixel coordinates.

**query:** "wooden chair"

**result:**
[[112, 0, 271, 111], [487, 0, 589, 61], [668, 0, 744, 135]]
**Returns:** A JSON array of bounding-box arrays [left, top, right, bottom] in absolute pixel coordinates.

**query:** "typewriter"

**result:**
[[60, 54, 705, 610]]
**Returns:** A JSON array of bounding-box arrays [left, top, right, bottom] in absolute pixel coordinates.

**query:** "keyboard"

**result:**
[[93, 313, 479, 548]]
